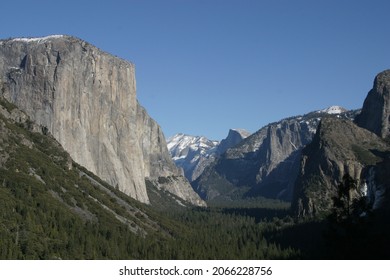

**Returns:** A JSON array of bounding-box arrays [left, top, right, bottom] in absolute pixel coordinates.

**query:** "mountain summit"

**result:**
[[318, 105, 347, 115], [356, 70, 390, 139], [216, 128, 251, 155], [0, 35, 204, 206]]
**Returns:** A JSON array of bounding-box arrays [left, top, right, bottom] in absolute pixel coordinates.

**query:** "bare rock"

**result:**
[[0, 35, 204, 206], [356, 70, 390, 139]]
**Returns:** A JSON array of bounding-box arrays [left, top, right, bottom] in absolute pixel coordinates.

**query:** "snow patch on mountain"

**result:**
[[11, 35, 65, 43], [318, 105, 347, 115], [167, 134, 218, 161]]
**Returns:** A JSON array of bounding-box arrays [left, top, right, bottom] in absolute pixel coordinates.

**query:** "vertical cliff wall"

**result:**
[[355, 70, 390, 139], [0, 35, 204, 206]]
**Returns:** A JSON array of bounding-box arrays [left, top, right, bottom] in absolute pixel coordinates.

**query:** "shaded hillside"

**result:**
[[292, 118, 390, 217], [292, 70, 390, 218]]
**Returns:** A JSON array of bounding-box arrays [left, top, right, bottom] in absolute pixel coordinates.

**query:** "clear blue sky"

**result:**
[[1, 0, 390, 140]]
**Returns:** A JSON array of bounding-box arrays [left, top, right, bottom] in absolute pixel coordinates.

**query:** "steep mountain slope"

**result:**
[[0, 35, 203, 206], [292, 70, 390, 217], [193, 107, 358, 201], [0, 97, 176, 258]]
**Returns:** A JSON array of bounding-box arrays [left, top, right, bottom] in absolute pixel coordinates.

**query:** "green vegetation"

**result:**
[[1, 98, 389, 260], [0, 99, 299, 260], [156, 206, 299, 259], [0, 96, 18, 113], [352, 144, 381, 165]]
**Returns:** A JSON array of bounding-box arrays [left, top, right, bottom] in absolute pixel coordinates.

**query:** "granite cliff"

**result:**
[[0, 35, 204, 206], [356, 70, 390, 139], [292, 70, 390, 217], [216, 129, 251, 155]]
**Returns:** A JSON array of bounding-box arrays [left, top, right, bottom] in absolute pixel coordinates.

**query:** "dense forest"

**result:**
[[1, 97, 390, 260]]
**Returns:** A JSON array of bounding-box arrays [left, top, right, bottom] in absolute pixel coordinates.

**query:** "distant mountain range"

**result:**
[[169, 106, 359, 202], [168, 69, 390, 219]]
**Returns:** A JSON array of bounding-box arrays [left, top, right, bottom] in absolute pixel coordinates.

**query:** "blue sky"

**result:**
[[1, 0, 390, 140]]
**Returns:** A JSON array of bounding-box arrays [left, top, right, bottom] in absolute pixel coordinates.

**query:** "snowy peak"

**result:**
[[318, 105, 347, 115], [167, 134, 219, 161], [167, 133, 219, 182], [167, 129, 251, 182]]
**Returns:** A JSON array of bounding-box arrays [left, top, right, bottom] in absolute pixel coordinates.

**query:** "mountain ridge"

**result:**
[[191, 106, 359, 201]]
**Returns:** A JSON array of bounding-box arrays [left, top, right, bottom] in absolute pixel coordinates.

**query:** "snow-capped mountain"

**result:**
[[318, 105, 347, 114], [167, 129, 251, 182], [167, 134, 219, 182]]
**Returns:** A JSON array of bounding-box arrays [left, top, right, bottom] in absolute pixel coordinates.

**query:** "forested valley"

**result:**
[[1, 97, 390, 260]]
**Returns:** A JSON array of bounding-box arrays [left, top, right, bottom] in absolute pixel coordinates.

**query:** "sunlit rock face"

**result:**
[[0, 35, 204, 206]]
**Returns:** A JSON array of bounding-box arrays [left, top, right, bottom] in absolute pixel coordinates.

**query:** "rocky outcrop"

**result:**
[[0, 35, 204, 206], [355, 70, 390, 139], [291, 118, 389, 217]]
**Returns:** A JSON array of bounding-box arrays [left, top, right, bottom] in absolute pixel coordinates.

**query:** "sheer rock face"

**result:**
[[0, 35, 204, 206], [356, 70, 390, 139]]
